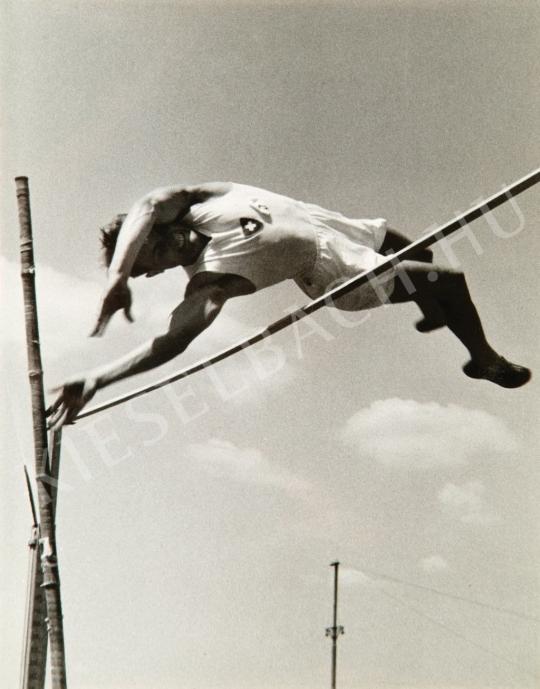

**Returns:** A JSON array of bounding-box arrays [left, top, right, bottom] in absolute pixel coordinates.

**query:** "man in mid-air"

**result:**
[[47, 181, 531, 427]]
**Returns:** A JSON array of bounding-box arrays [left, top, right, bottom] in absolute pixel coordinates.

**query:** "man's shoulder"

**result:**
[[194, 181, 232, 192], [187, 181, 232, 200]]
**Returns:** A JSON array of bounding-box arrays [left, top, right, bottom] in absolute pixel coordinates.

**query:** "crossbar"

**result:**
[[78, 167, 540, 420]]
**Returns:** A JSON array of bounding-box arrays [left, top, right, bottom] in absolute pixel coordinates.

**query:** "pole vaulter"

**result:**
[[58, 166, 540, 423]]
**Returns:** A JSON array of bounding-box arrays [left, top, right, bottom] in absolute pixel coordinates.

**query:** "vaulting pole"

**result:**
[[17, 176, 68, 689], [77, 166, 540, 420]]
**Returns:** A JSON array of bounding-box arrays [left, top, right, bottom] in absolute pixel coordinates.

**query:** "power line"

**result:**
[[375, 586, 539, 682], [346, 562, 539, 623]]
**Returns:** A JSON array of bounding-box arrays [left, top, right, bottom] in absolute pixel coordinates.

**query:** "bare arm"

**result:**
[[95, 283, 226, 388], [91, 182, 231, 336], [48, 273, 252, 428], [108, 182, 229, 282]]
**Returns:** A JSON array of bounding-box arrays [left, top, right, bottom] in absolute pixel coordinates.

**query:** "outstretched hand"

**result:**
[[46, 377, 98, 429], [91, 280, 134, 337]]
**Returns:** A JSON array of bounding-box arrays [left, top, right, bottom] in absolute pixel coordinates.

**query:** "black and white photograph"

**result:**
[[1, 2, 539, 688]]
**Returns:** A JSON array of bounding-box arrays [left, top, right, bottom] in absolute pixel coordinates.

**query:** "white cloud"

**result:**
[[420, 555, 449, 573], [1, 255, 94, 350], [0, 254, 245, 357], [339, 398, 520, 469], [438, 481, 500, 525], [1, 256, 109, 376], [0, 256, 167, 360], [186, 438, 310, 496]]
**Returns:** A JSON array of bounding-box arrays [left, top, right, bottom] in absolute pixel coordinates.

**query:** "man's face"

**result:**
[[132, 222, 202, 277]]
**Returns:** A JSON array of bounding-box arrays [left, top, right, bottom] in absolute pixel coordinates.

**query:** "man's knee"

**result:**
[[418, 247, 434, 263], [406, 247, 434, 263], [430, 266, 467, 293], [380, 230, 433, 263]]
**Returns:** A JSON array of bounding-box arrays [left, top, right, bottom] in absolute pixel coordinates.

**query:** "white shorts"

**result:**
[[295, 203, 395, 311]]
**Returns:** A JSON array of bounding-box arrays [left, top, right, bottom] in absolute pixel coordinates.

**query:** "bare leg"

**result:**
[[380, 229, 445, 332], [386, 260, 530, 387], [379, 228, 434, 262]]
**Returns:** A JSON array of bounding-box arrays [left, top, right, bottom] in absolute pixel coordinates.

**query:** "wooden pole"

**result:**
[[20, 469, 47, 689], [17, 176, 68, 689], [326, 562, 344, 689], [331, 562, 339, 689]]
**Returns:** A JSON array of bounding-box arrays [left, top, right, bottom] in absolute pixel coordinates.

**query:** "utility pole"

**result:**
[[325, 561, 344, 689]]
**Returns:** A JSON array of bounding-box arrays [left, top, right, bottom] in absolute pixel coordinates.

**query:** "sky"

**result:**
[[1, 1, 539, 688]]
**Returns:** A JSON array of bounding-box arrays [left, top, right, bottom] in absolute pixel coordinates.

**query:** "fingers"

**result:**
[[91, 286, 134, 335], [90, 321, 105, 337], [92, 305, 134, 333], [46, 385, 83, 429], [45, 393, 63, 417], [123, 304, 134, 323], [90, 300, 113, 336], [90, 292, 118, 337], [123, 287, 133, 323], [48, 405, 70, 431], [47, 397, 83, 430], [47, 400, 68, 430], [90, 311, 114, 337]]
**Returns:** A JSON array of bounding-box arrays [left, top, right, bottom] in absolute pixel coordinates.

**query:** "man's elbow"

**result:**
[[129, 192, 166, 223], [205, 285, 228, 314], [143, 187, 192, 223], [151, 330, 191, 364]]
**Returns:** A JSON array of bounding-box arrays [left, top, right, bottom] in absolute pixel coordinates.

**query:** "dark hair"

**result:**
[[100, 214, 127, 268], [99, 214, 175, 276]]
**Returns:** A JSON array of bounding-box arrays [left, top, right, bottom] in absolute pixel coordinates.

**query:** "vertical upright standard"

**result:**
[[17, 176, 68, 689], [20, 467, 47, 689], [325, 561, 344, 689]]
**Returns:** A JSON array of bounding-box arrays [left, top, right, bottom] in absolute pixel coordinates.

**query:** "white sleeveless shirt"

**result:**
[[183, 183, 317, 289], [183, 182, 391, 308]]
